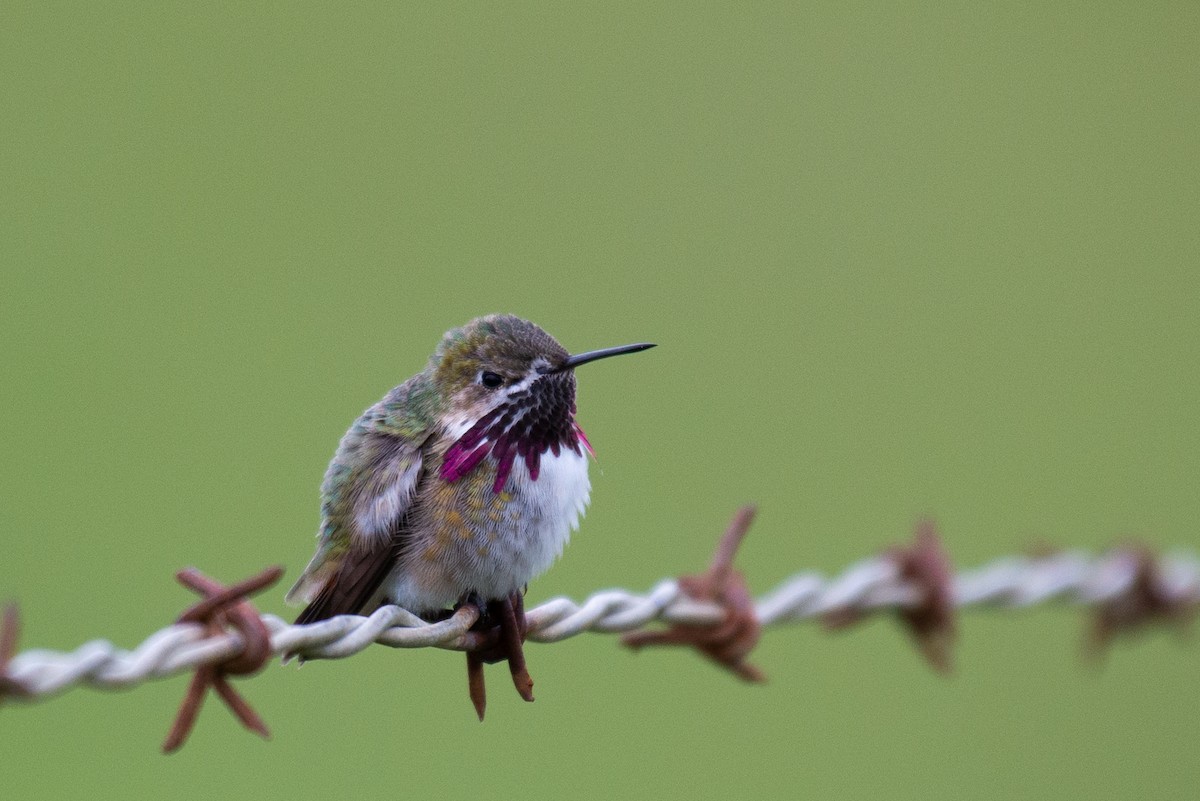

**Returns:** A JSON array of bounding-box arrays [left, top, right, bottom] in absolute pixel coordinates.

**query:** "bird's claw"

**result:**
[[459, 591, 534, 720]]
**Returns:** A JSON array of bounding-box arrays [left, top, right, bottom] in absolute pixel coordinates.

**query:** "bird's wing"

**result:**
[[286, 383, 435, 624]]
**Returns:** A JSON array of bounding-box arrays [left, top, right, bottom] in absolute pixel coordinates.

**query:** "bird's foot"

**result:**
[[459, 590, 534, 721]]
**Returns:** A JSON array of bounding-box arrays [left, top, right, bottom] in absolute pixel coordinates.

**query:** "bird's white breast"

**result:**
[[488, 445, 591, 592], [383, 444, 591, 612]]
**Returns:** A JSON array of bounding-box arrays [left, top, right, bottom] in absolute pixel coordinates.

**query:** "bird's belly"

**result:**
[[385, 446, 591, 613]]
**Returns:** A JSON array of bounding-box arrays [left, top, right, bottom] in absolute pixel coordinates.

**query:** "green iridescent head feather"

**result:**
[[430, 314, 568, 392]]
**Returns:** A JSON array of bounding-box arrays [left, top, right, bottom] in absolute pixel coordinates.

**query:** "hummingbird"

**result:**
[[286, 314, 654, 717]]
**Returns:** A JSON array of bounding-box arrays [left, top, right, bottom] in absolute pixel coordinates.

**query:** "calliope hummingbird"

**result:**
[[286, 314, 654, 716]]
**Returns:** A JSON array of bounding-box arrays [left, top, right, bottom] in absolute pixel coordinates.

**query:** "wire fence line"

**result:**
[[1, 511, 1197, 752], [4, 541, 1197, 700]]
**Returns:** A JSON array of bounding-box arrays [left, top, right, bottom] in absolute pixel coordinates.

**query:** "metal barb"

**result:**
[[892, 521, 957, 673], [0, 603, 31, 702], [622, 505, 766, 682], [823, 520, 957, 673], [1087, 545, 1198, 660], [161, 566, 283, 753]]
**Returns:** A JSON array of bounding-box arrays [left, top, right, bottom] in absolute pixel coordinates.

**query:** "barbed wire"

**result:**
[[1, 508, 1197, 751]]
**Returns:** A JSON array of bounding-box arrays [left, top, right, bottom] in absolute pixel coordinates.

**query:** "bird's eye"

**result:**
[[480, 371, 504, 389]]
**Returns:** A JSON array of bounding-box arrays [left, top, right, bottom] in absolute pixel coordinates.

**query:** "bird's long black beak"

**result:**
[[547, 342, 656, 373]]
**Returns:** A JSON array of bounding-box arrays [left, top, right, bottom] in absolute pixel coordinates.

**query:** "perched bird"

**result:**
[[286, 314, 654, 716]]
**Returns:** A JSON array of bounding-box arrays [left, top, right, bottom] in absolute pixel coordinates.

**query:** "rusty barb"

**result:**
[[823, 520, 958, 673], [1088, 544, 1198, 659], [890, 521, 958, 672], [622, 505, 766, 682], [160, 565, 283, 753], [0, 603, 31, 702]]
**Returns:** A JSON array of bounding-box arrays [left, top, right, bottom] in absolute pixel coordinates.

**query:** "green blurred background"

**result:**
[[2, 3, 1197, 799]]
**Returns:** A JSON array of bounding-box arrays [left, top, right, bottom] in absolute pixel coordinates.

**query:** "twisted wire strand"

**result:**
[[6, 549, 1199, 701]]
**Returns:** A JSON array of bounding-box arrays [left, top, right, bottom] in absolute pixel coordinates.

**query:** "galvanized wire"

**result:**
[[5, 547, 1197, 701]]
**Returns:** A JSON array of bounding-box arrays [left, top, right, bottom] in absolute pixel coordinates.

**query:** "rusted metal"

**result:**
[[0, 603, 31, 702], [622, 505, 765, 682], [161, 565, 283, 753]]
